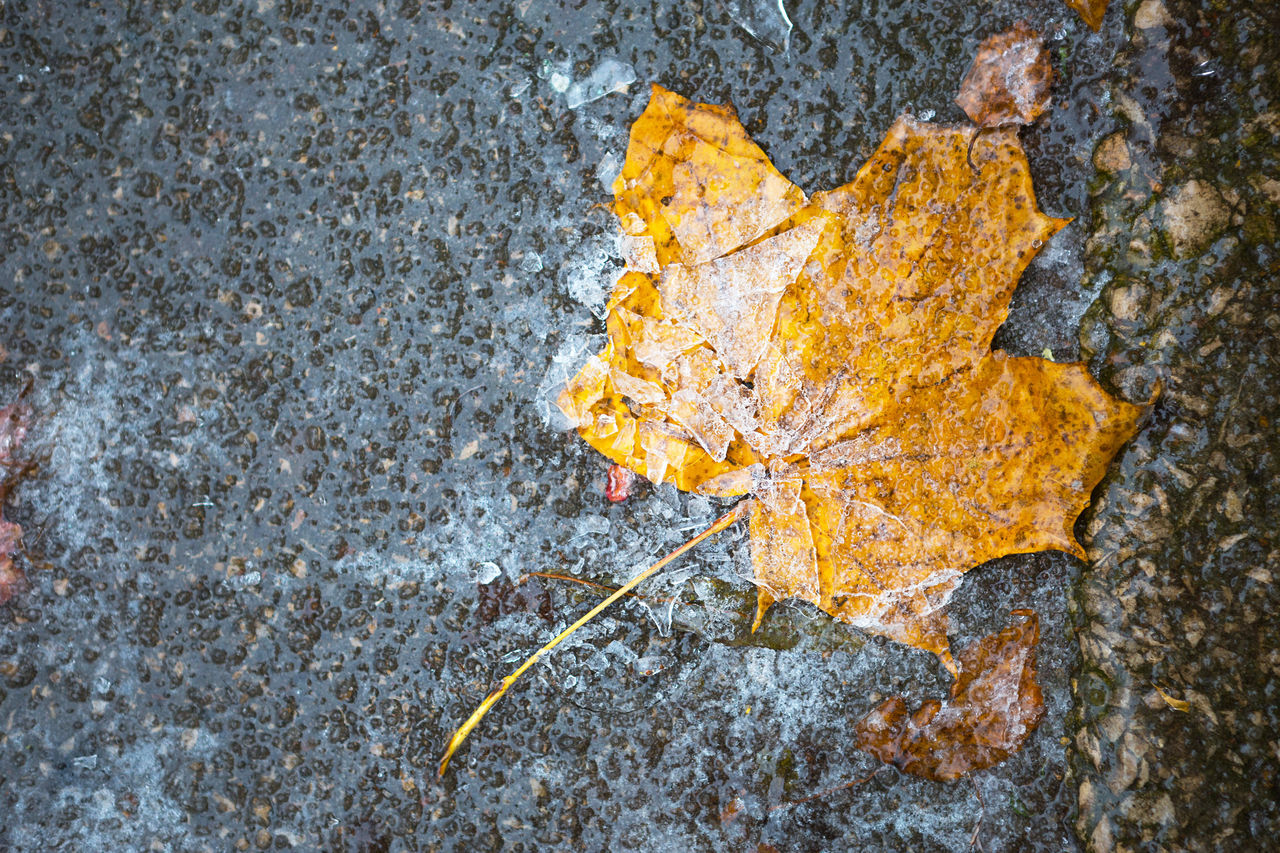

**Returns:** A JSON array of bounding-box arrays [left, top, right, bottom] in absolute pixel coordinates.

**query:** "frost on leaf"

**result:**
[[854, 611, 1046, 781], [556, 83, 1142, 675]]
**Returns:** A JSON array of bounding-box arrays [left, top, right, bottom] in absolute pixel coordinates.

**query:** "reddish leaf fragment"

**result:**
[[0, 399, 32, 605], [854, 611, 1045, 781], [605, 463, 639, 503], [955, 22, 1053, 128]]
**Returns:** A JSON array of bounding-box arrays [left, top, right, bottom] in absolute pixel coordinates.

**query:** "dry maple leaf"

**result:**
[[854, 610, 1045, 781], [558, 84, 1142, 674], [955, 21, 1054, 128]]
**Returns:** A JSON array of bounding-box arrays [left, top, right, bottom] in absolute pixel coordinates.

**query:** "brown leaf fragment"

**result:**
[[955, 22, 1054, 128], [0, 399, 33, 605], [1064, 0, 1109, 31], [853, 611, 1046, 781], [0, 518, 26, 604]]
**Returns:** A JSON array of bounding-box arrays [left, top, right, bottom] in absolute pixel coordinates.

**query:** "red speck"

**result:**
[[605, 464, 638, 503]]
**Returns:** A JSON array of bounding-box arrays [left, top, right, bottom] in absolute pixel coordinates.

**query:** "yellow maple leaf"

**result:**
[[559, 84, 1142, 674]]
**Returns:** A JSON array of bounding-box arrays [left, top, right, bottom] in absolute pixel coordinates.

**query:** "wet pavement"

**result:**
[[0, 0, 1273, 850], [1070, 1, 1280, 850]]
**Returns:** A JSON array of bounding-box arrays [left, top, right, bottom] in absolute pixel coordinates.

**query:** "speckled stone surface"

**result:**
[[0, 1, 1270, 850], [1071, 1, 1280, 850]]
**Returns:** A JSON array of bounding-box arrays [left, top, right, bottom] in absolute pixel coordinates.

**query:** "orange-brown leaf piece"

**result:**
[[955, 22, 1053, 128], [853, 611, 1045, 781], [557, 84, 1142, 673], [0, 399, 32, 604], [1064, 0, 1108, 31]]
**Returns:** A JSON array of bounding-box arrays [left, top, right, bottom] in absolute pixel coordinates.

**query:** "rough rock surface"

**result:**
[[1072, 1, 1280, 849]]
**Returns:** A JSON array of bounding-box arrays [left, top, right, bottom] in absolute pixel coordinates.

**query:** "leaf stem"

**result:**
[[438, 499, 750, 776]]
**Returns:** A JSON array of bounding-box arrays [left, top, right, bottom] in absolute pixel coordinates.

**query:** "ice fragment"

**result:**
[[473, 561, 502, 584], [564, 58, 637, 110], [571, 515, 612, 540], [597, 150, 623, 190], [520, 251, 544, 273], [560, 234, 625, 318], [721, 0, 794, 54]]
